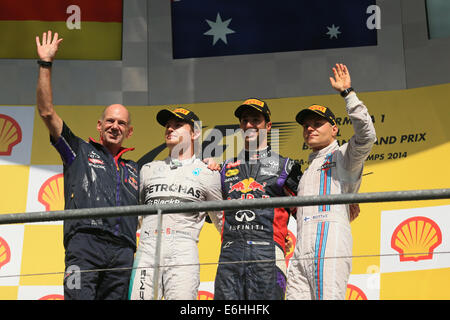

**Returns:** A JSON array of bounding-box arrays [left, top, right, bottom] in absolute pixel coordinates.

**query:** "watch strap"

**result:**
[[340, 87, 354, 97], [37, 60, 53, 68]]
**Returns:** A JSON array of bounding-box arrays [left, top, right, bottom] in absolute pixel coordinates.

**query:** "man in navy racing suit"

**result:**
[[214, 98, 302, 300], [36, 30, 139, 300]]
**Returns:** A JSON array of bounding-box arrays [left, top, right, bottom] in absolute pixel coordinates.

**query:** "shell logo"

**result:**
[[391, 216, 442, 262], [285, 230, 296, 266], [39, 294, 64, 300], [346, 284, 368, 300], [38, 173, 65, 211], [0, 236, 11, 270], [0, 114, 22, 156], [197, 290, 214, 300]]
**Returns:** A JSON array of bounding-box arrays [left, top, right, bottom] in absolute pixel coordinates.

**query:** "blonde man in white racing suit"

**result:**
[[129, 107, 222, 300], [286, 64, 376, 300]]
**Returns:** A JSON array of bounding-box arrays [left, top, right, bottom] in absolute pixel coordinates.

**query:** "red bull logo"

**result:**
[[229, 181, 245, 192], [229, 178, 266, 194]]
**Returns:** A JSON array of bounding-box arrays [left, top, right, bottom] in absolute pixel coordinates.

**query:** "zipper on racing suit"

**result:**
[[112, 147, 134, 236]]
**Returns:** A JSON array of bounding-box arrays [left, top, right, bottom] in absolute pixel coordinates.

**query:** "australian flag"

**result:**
[[171, 0, 377, 59]]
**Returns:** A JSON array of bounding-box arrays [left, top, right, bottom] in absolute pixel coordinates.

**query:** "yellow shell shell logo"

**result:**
[[0, 114, 22, 156], [197, 290, 214, 300], [391, 216, 442, 262], [346, 284, 368, 300], [285, 230, 296, 266], [39, 294, 64, 300], [0, 236, 11, 270], [38, 173, 65, 211], [225, 168, 239, 177]]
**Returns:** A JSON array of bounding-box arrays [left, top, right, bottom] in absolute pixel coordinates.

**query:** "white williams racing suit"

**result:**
[[129, 156, 222, 300], [286, 93, 376, 300]]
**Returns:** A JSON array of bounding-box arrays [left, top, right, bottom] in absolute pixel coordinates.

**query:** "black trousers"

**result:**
[[214, 241, 286, 300], [64, 231, 134, 300]]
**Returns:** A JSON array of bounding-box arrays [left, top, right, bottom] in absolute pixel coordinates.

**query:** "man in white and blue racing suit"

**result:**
[[286, 64, 376, 300]]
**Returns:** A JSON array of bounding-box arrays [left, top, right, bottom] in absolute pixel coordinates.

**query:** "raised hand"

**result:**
[[329, 63, 351, 92], [36, 30, 63, 62]]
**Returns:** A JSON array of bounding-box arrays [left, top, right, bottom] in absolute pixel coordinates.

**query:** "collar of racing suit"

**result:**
[[243, 145, 271, 162], [88, 136, 135, 164], [308, 140, 338, 164], [167, 154, 197, 169]]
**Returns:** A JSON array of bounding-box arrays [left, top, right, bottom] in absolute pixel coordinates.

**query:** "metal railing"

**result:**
[[1, 188, 449, 225], [1, 188, 450, 299]]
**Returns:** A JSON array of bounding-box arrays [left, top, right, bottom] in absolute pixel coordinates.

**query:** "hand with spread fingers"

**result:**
[[329, 63, 352, 92], [36, 30, 63, 62]]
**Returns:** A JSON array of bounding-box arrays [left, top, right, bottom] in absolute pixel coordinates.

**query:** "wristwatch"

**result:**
[[340, 87, 354, 97], [37, 60, 52, 68]]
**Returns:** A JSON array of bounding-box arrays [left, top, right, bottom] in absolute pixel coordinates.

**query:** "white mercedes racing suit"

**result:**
[[286, 93, 376, 300], [129, 156, 222, 300]]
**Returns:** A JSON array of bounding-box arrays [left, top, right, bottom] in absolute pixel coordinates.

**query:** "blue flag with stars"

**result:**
[[171, 0, 377, 59]]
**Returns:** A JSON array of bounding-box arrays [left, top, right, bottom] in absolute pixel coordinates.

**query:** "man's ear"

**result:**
[[331, 125, 339, 138], [192, 128, 201, 141], [97, 119, 102, 133], [126, 126, 134, 139]]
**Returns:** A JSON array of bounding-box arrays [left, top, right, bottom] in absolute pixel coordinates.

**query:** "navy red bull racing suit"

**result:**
[[214, 146, 301, 300], [52, 122, 139, 299]]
